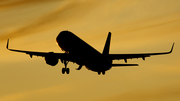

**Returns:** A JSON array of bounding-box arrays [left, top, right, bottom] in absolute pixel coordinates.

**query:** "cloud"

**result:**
[[0, 0, 101, 41], [100, 85, 180, 101], [0, 1, 180, 101], [0, 84, 73, 101], [1, 0, 180, 42], [0, 0, 61, 11]]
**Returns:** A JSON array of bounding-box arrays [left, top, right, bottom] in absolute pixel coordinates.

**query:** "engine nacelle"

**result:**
[[45, 52, 59, 66]]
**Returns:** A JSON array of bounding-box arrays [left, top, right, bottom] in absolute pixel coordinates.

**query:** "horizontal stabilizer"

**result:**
[[112, 64, 139, 66]]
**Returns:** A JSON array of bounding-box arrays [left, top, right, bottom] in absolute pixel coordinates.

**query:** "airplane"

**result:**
[[6, 31, 174, 75]]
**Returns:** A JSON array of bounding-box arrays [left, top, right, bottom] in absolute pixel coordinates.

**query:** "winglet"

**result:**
[[169, 43, 175, 53], [6, 39, 9, 49]]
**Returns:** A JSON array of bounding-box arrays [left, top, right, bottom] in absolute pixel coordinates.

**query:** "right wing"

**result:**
[[109, 43, 174, 62]]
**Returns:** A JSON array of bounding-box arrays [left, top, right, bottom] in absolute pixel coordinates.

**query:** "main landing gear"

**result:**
[[62, 68, 70, 74], [98, 71, 105, 75], [62, 60, 70, 74]]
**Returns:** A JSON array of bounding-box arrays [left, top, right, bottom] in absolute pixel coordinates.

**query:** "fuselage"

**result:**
[[56, 31, 112, 72]]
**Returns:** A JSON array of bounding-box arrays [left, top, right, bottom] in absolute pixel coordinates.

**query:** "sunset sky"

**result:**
[[0, 0, 180, 101]]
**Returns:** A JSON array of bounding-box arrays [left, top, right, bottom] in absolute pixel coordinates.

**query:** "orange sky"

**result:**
[[0, 0, 180, 101]]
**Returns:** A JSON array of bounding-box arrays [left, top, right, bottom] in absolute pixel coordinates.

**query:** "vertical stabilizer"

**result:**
[[102, 32, 111, 55]]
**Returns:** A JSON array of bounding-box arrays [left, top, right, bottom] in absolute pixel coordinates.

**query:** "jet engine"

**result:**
[[45, 52, 59, 66]]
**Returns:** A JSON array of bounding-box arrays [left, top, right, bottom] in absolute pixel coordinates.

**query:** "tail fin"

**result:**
[[102, 32, 111, 55]]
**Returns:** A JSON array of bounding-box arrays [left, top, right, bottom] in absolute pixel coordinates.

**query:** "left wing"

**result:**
[[6, 39, 70, 61], [109, 43, 174, 62]]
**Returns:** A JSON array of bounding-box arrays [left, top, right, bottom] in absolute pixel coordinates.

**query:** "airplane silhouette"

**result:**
[[7, 31, 174, 75]]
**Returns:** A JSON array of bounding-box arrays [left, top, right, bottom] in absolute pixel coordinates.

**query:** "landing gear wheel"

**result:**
[[62, 68, 65, 74], [66, 68, 70, 74], [62, 60, 70, 74], [98, 72, 101, 75], [102, 71, 105, 75]]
